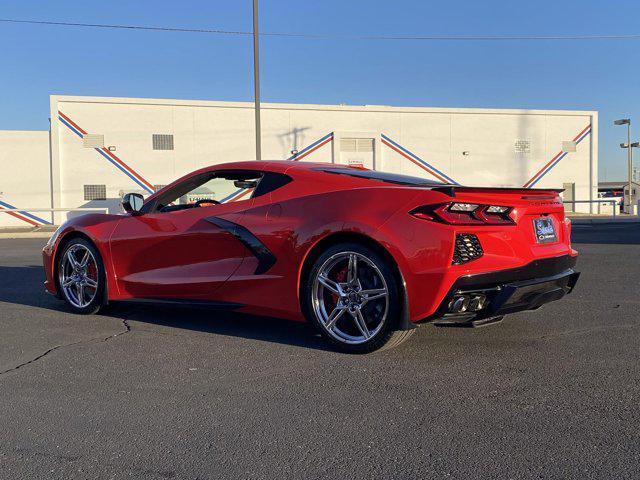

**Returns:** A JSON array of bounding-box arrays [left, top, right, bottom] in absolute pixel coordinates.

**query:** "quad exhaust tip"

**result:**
[[448, 293, 487, 313]]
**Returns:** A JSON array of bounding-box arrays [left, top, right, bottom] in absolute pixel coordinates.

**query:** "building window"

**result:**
[[83, 134, 104, 148], [152, 134, 174, 150], [84, 184, 106, 201]]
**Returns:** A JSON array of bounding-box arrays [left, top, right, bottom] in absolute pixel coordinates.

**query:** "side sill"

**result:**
[[115, 298, 244, 310]]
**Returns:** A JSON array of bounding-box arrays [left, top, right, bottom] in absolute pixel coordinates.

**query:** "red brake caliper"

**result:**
[[87, 263, 98, 286], [331, 268, 348, 304]]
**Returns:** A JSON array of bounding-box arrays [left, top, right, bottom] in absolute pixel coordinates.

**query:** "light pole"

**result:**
[[252, 0, 261, 160], [624, 141, 640, 212], [614, 118, 633, 213]]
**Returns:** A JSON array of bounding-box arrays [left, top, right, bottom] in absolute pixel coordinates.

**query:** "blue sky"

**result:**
[[1, 0, 639, 180]]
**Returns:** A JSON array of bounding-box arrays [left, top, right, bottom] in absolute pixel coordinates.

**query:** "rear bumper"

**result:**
[[429, 254, 579, 325]]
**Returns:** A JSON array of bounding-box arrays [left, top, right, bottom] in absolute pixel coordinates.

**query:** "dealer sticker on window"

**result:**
[[533, 217, 557, 244]]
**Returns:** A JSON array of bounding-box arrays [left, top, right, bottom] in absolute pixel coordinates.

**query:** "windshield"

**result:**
[[316, 168, 447, 186]]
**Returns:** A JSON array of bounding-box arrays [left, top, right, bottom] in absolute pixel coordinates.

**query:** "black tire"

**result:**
[[56, 237, 106, 315], [302, 242, 414, 353]]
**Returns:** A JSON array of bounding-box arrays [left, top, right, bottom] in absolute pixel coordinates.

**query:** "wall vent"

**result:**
[[84, 184, 106, 201], [340, 138, 374, 152], [514, 139, 531, 154], [83, 134, 104, 148], [153, 134, 174, 150]]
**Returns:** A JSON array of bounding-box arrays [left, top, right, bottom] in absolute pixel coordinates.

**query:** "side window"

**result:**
[[144, 170, 264, 214], [177, 177, 239, 205], [252, 172, 292, 197]]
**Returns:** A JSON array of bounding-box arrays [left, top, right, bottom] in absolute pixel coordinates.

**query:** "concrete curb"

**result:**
[[0, 232, 52, 239]]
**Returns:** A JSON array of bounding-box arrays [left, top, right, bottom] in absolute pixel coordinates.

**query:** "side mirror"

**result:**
[[122, 193, 144, 214]]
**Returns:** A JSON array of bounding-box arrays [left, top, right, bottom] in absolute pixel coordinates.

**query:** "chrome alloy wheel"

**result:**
[[312, 251, 389, 345], [58, 244, 99, 309]]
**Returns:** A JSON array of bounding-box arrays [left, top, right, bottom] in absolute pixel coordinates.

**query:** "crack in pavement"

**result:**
[[0, 317, 132, 377]]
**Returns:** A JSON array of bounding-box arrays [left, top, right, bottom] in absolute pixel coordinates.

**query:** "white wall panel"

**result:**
[[48, 96, 597, 217], [0, 131, 50, 227]]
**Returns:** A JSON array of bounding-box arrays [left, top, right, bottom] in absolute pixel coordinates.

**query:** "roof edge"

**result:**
[[50, 95, 598, 117]]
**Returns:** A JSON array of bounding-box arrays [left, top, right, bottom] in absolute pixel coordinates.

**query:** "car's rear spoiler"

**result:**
[[430, 185, 564, 198]]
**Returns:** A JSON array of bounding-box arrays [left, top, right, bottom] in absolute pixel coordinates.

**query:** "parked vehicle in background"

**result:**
[[599, 191, 624, 211]]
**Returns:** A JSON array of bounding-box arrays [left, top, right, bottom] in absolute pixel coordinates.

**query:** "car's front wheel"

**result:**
[[303, 242, 414, 353], [57, 238, 105, 315]]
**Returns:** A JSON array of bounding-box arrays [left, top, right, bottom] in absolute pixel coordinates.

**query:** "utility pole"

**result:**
[[626, 121, 632, 213], [252, 0, 261, 160]]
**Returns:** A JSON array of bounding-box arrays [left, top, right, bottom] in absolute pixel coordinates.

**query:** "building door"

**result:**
[[563, 182, 575, 212], [339, 138, 375, 169]]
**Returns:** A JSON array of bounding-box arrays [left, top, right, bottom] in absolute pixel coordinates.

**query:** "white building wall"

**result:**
[[48, 95, 597, 222], [0, 130, 51, 227]]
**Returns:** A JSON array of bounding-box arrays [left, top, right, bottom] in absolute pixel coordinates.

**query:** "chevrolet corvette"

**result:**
[[43, 161, 580, 352]]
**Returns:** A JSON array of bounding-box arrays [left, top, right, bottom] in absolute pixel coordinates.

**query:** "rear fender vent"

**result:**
[[452, 234, 483, 265]]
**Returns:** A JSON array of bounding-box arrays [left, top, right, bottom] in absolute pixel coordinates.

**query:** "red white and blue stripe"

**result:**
[[0, 199, 51, 226], [220, 187, 254, 203], [524, 124, 592, 188], [287, 132, 333, 161], [381, 134, 458, 185], [58, 111, 155, 194], [221, 132, 334, 203]]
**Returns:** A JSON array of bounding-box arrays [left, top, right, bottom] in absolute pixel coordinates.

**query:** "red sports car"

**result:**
[[43, 161, 579, 352]]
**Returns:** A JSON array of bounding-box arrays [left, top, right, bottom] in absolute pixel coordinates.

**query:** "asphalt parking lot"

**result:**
[[1, 225, 639, 479]]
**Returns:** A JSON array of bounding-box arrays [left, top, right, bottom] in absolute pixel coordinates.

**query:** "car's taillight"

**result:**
[[410, 202, 515, 225]]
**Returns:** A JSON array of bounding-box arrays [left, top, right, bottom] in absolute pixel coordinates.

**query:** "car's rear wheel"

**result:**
[[57, 238, 105, 315], [303, 242, 414, 353]]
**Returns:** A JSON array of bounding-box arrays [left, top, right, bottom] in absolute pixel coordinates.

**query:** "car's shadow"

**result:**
[[0, 265, 333, 352]]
